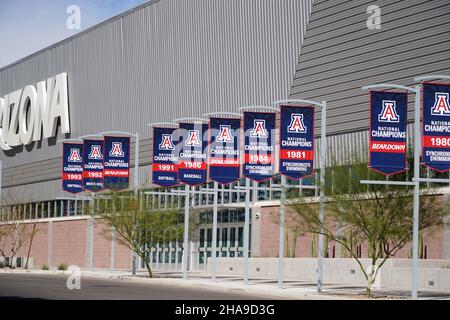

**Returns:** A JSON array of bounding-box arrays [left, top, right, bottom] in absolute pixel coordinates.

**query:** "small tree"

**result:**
[[288, 160, 449, 297], [91, 191, 185, 278]]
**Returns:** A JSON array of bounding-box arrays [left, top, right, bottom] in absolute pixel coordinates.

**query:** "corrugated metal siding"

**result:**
[[0, 0, 313, 199], [292, 0, 450, 166]]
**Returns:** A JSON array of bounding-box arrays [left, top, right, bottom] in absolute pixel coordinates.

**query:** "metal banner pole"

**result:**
[[134, 132, 140, 191], [110, 226, 116, 271], [317, 100, 327, 292], [360, 82, 424, 299], [132, 133, 139, 276], [278, 174, 286, 288], [182, 184, 190, 280], [243, 177, 251, 286], [211, 181, 219, 281], [0, 160, 2, 218], [412, 85, 421, 299]]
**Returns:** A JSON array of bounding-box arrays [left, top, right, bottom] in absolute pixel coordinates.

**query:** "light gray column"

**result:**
[[110, 226, 116, 271], [47, 221, 53, 269], [86, 217, 94, 269], [278, 175, 286, 288], [243, 178, 251, 286]]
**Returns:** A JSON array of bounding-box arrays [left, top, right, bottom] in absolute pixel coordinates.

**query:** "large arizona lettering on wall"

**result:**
[[0, 73, 70, 150]]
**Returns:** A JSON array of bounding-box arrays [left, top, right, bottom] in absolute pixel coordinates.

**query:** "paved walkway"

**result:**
[[1, 268, 450, 300]]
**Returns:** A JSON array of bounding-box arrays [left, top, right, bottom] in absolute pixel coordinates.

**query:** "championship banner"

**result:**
[[82, 139, 104, 192], [243, 112, 275, 181], [280, 105, 314, 180], [178, 122, 208, 185], [152, 127, 178, 187], [208, 117, 241, 184], [422, 82, 450, 172], [103, 136, 130, 190], [369, 91, 408, 175], [62, 142, 83, 193]]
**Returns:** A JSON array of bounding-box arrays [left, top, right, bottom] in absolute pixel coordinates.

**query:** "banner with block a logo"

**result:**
[[280, 105, 315, 180], [82, 139, 104, 191], [103, 136, 130, 190], [208, 117, 241, 184], [62, 142, 83, 193], [243, 112, 275, 181], [369, 91, 408, 175], [178, 122, 208, 185], [152, 127, 178, 188], [422, 82, 450, 172]]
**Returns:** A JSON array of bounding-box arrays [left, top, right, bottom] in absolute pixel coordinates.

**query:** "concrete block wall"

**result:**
[[207, 257, 450, 292], [0, 217, 133, 270]]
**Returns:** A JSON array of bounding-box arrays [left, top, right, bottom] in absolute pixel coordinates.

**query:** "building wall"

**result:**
[[290, 0, 450, 166], [255, 204, 445, 260], [0, 217, 132, 270], [0, 0, 314, 202]]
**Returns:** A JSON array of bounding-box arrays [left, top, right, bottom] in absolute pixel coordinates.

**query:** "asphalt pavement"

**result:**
[[0, 273, 271, 300]]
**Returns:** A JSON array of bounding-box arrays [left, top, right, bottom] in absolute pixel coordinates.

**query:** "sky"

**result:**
[[0, 0, 147, 68]]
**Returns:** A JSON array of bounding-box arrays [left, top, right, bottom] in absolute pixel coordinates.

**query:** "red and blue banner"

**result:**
[[369, 91, 408, 175], [422, 83, 450, 172], [208, 117, 241, 184], [152, 127, 178, 188], [103, 136, 130, 190], [62, 142, 83, 193], [82, 139, 104, 192], [178, 122, 208, 185], [280, 105, 314, 180], [243, 112, 275, 181]]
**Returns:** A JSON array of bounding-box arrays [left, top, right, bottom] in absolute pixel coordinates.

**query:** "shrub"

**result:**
[[57, 262, 68, 271], [0, 261, 5, 268], [41, 264, 49, 270]]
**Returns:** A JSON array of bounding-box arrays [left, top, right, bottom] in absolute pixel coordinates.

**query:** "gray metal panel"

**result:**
[[290, 0, 450, 164], [0, 0, 313, 199]]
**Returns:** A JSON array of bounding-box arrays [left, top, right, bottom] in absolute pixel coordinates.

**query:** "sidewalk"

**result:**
[[2, 268, 449, 300]]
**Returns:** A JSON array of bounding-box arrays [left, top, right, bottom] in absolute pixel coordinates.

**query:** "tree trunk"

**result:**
[[366, 265, 377, 298], [25, 223, 37, 270], [144, 259, 153, 278]]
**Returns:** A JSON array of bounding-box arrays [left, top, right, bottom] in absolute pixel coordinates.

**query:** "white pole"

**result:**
[[412, 85, 421, 299], [278, 174, 286, 288], [110, 226, 116, 271], [317, 100, 327, 292], [211, 181, 219, 281], [243, 177, 251, 286], [131, 133, 139, 276], [134, 133, 140, 190], [0, 160, 2, 219], [182, 184, 190, 280]]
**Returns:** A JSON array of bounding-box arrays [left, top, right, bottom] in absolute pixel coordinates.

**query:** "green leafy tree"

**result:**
[[90, 191, 185, 278], [288, 160, 449, 297]]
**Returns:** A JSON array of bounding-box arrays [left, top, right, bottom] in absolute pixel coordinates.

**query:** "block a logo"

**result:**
[[287, 114, 307, 133], [109, 142, 124, 157], [250, 120, 268, 138], [378, 100, 399, 123], [88, 145, 103, 160], [159, 134, 175, 150], [185, 130, 202, 147], [217, 125, 233, 142], [68, 148, 82, 162], [431, 92, 450, 116]]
